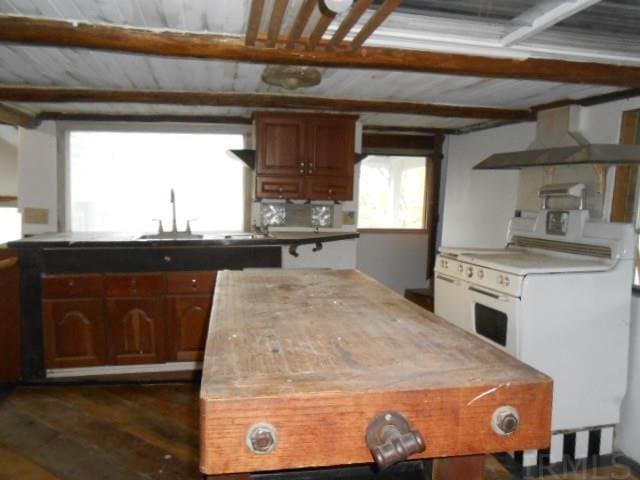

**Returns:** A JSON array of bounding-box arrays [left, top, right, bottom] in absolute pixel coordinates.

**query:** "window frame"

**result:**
[[58, 122, 251, 233], [356, 153, 429, 233], [356, 133, 440, 234]]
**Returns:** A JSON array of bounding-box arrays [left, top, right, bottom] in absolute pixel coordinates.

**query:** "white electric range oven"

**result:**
[[435, 205, 636, 466]]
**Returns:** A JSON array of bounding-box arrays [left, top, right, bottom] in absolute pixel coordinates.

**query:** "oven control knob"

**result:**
[[477, 269, 484, 279], [498, 275, 504, 285], [503, 276, 510, 287], [458, 264, 464, 273], [466, 267, 473, 278]]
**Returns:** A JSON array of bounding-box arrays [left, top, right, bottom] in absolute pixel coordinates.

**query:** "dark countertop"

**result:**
[[8, 230, 359, 248]]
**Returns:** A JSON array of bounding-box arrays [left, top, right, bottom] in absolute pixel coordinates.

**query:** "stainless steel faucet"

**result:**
[[170, 188, 178, 233]]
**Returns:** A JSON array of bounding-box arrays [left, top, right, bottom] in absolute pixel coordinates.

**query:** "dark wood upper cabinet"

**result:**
[[255, 112, 357, 201], [256, 113, 306, 177], [306, 116, 355, 178]]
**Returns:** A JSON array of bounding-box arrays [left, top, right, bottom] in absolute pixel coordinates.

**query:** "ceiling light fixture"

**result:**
[[261, 65, 322, 90], [322, 0, 353, 14]]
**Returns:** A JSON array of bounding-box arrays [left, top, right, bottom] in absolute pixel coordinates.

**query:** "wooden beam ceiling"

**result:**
[[0, 86, 533, 120], [349, 0, 402, 50], [327, 0, 374, 50], [37, 112, 253, 125], [245, 0, 265, 46], [287, 0, 316, 48], [267, 0, 289, 47], [1, 16, 639, 87], [307, 4, 336, 50], [0, 103, 40, 128]]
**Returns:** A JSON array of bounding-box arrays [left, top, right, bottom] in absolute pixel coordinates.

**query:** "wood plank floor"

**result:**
[[0, 383, 638, 480]]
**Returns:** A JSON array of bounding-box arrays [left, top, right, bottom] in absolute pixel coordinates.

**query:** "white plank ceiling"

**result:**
[[0, 0, 637, 129]]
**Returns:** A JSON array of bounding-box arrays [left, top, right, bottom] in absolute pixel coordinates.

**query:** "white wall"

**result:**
[[441, 122, 536, 248], [356, 233, 428, 294], [0, 129, 18, 196], [18, 121, 57, 235]]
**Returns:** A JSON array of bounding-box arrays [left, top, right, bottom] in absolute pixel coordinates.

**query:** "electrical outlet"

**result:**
[[23, 207, 49, 225]]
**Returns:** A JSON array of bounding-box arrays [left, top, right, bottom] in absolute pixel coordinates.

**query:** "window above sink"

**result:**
[[68, 131, 246, 233]]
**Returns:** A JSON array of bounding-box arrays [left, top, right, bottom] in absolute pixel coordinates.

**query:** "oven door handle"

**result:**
[[468, 286, 508, 302], [436, 274, 460, 285]]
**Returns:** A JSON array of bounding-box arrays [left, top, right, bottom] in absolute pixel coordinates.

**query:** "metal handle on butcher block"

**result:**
[[365, 411, 426, 470]]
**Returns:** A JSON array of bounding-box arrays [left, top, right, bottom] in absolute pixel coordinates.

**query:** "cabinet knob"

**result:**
[[191, 278, 197, 289], [299, 169, 304, 174], [299, 162, 305, 167]]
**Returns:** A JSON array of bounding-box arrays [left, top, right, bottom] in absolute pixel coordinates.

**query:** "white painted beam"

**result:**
[[501, 0, 602, 46]]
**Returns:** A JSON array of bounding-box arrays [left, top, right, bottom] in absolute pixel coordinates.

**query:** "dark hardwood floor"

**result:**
[[0, 383, 200, 480], [0, 383, 637, 480]]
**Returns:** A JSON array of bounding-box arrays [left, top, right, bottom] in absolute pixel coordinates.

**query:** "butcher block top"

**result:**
[[200, 269, 552, 475]]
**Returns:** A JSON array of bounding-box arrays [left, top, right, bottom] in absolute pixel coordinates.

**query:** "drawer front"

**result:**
[[305, 176, 353, 201], [166, 271, 217, 295], [256, 176, 304, 199], [42, 274, 104, 298], [105, 273, 165, 297]]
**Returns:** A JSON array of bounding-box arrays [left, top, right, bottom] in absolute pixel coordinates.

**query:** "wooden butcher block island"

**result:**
[[200, 269, 552, 479]]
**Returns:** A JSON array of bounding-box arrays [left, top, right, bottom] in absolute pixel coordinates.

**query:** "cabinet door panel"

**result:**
[[43, 299, 107, 368], [256, 176, 305, 199], [305, 176, 353, 201], [167, 295, 212, 361], [106, 298, 165, 365], [307, 117, 355, 177], [256, 115, 306, 176]]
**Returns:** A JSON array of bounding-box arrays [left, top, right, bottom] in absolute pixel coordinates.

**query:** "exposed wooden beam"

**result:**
[[327, 0, 374, 50], [349, 0, 402, 50], [307, 4, 336, 50], [0, 86, 533, 120], [37, 112, 253, 125], [245, 0, 265, 46], [1, 16, 640, 87], [363, 133, 435, 152], [501, 0, 602, 47], [362, 125, 455, 135], [267, 0, 289, 47], [532, 88, 640, 113], [287, 0, 316, 49], [0, 103, 40, 128]]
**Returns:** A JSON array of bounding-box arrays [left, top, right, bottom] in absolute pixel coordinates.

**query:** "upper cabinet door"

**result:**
[[256, 114, 306, 176], [307, 116, 355, 178]]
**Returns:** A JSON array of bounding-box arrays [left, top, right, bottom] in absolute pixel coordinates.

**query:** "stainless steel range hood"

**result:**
[[474, 105, 640, 170]]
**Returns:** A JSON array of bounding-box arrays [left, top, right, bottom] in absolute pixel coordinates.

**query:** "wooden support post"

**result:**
[[432, 455, 487, 480]]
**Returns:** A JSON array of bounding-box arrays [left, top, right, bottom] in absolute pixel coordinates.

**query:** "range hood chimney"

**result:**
[[474, 105, 640, 170]]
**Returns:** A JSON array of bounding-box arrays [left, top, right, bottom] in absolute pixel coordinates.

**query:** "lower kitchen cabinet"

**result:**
[[106, 297, 166, 365], [167, 295, 212, 361], [42, 299, 107, 368], [41, 270, 216, 370]]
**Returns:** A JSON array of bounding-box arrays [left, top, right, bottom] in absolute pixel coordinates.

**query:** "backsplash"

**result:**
[[258, 202, 339, 228]]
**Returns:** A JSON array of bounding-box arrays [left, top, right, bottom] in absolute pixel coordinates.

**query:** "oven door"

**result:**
[[434, 273, 472, 332], [466, 284, 520, 357]]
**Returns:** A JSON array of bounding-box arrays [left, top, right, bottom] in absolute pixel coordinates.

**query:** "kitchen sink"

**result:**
[[137, 232, 204, 240]]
